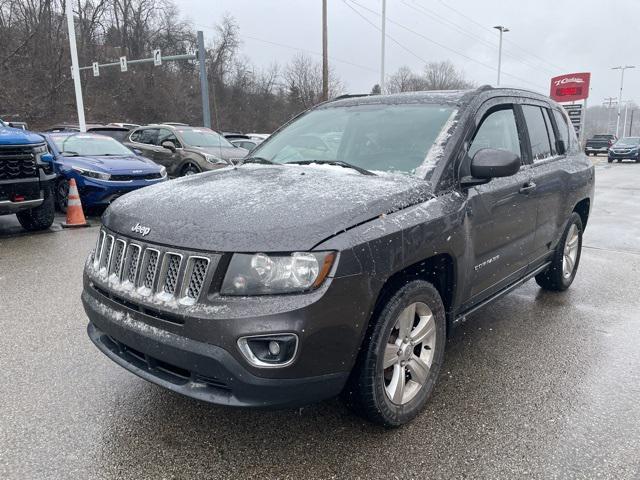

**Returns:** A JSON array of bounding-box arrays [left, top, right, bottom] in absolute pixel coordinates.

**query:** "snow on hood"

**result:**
[[103, 164, 433, 252]]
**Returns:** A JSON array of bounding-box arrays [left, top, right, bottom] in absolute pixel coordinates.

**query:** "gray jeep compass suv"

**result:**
[[83, 86, 594, 426]]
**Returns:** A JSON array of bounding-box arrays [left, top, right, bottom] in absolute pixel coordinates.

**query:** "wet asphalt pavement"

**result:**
[[1, 158, 639, 479]]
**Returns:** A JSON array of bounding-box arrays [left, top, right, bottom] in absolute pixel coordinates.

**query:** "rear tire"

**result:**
[[535, 212, 583, 291], [608, 158, 613, 163], [345, 280, 446, 427], [16, 185, 55, 232]]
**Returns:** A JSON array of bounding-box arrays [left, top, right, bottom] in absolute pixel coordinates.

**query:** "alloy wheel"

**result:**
[[383, 302, 436, 405], [563, 224, 579, 278]]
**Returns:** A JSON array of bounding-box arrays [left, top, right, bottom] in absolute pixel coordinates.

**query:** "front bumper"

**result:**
[[86, 311, 347, 408], [72, 174, 166, 207], [585, 146, 608, 153], [82, 254, 371, 407], [608, 150, 640, 160], [0, 169, 56, 215]]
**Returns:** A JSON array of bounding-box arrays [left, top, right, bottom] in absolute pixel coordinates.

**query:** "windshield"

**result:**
[[177, 128, 234, 148], [251, 103, 456, 174], [51, 134, 133, 156], [615, 137, 640, 146]]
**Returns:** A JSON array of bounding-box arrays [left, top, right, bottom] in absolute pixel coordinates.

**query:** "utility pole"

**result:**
[[197, 31, 211, 129], [65, 1, 86, 132], [629, 109, 635, 136], [493, 25, 509, 86], [612, 65, 635, 137], [380, 0, 386, 93], [604, 96, 616, 133], [623, 101, 630, 137], [322, 0, 329, 102]]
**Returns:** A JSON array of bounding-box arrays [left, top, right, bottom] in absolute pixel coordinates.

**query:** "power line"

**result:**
[[341, 1, 429, 64], [194, 23, 379, 74], [436, 0, 563, 72], [346, 0, 546, 91], [401, 0, 556, 76]]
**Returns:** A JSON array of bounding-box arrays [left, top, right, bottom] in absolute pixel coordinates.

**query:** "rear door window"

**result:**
[[552, 109, 570, 151], [522, 105, 553, 162], [131, 128, 158, 145]]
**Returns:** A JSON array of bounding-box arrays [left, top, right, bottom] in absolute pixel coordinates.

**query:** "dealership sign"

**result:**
[[549, 72, 591, 102]]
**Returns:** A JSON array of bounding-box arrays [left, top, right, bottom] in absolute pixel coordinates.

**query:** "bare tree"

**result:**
[[284, 52, 343, 111], [384, 61, 473, 94]]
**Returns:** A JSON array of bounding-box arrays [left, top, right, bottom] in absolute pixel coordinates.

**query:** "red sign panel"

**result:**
[[549, 72, 591, 102]]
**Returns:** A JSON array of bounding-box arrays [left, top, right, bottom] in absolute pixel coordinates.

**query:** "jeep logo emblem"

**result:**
[[131, 223, 151, 236]]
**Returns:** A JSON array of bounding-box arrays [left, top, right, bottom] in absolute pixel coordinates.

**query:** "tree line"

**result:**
[[0, 0, 474, 132]]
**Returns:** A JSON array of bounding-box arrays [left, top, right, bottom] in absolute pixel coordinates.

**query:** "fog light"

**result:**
[[268, 340, 281, 356], [237, 334, 298, 368]]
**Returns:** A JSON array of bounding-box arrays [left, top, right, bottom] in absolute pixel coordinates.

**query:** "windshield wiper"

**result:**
[[285, 160, 376, 176], [238, 156, 278, 166]]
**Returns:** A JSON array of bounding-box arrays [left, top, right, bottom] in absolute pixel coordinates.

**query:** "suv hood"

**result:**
[[0, 127, 44, 145], [103, 164, 433, 252]]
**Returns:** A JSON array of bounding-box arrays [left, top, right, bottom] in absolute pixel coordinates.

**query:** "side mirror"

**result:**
[[470, 148, 520, 178], [161, 140, 176, 152], [555, 139, 566, 155], [461, 148, 521, 187]]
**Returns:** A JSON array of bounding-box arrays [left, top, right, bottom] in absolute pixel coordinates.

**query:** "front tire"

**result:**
[[181, 163, 201, 176], [535, 212, 583, 291], [346, 280, 446, 427], [16, 185, 55, 232], [56, 178, 69, 213]]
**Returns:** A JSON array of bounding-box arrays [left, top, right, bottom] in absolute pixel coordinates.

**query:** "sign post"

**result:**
[[153, 49, 162, 66], [92, 62, 100, 77], [550, 72, 591, 142]]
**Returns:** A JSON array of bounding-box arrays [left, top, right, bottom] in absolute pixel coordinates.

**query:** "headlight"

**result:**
[[72, 166, 111, 180], [159, 166, 167, 177], [204, 154, 227, 165], [221, 251, 336, 295], [33, 144, 48, 155]]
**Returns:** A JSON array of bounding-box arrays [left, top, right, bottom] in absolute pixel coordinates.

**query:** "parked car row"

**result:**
[[1, 117, 267, 230]]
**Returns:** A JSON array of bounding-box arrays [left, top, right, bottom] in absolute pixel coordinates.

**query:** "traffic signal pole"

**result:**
[[65, 1, 86, 132]]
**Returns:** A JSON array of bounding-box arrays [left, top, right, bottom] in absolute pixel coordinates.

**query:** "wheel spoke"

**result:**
[[386, 364, 406, 403], [567, 233, 579, 248], [396, 303, 416, 340], [410, 314, 435, 346], [564, 254, 574, 274], [407, 355, 430, 385], [383, 344, 399, 369]]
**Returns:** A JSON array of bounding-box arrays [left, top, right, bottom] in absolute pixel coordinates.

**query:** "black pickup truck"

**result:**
[[0, 120, 56, 231], [585, 134, 616, 155], [82, 86, 594, 426]]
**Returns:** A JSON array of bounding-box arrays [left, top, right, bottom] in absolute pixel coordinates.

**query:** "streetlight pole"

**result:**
[[493, 25, 509, 86], [65, 0, 86, 132], [380, 0, 386, 93], [612, 65, 635, 138]]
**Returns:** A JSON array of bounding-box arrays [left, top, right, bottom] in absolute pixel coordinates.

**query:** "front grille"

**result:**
[[92, 229, 216, 304], [110, 172, 163, 181], [0, 146, 37, 180]]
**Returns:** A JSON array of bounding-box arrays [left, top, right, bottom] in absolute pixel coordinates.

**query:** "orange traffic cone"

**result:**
[[62, 178, 89, 228]]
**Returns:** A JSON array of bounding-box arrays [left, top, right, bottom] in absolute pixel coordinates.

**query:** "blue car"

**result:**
[[41, 132, 167, 211]]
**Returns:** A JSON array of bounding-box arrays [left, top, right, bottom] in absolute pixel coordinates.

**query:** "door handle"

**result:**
[[519, 181, 537, 194]]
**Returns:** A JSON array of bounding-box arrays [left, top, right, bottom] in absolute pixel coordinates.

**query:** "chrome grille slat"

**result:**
[[185, 257, 210, 301], [100, 235, 114, 273], [109, 239, 126, 278], [140, 249, 160, 291], [162, 253, 182, 295], [124, 244, 142, 285]]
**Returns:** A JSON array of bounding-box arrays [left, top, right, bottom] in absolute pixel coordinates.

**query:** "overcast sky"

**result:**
[[179, 0, 639, 107]]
